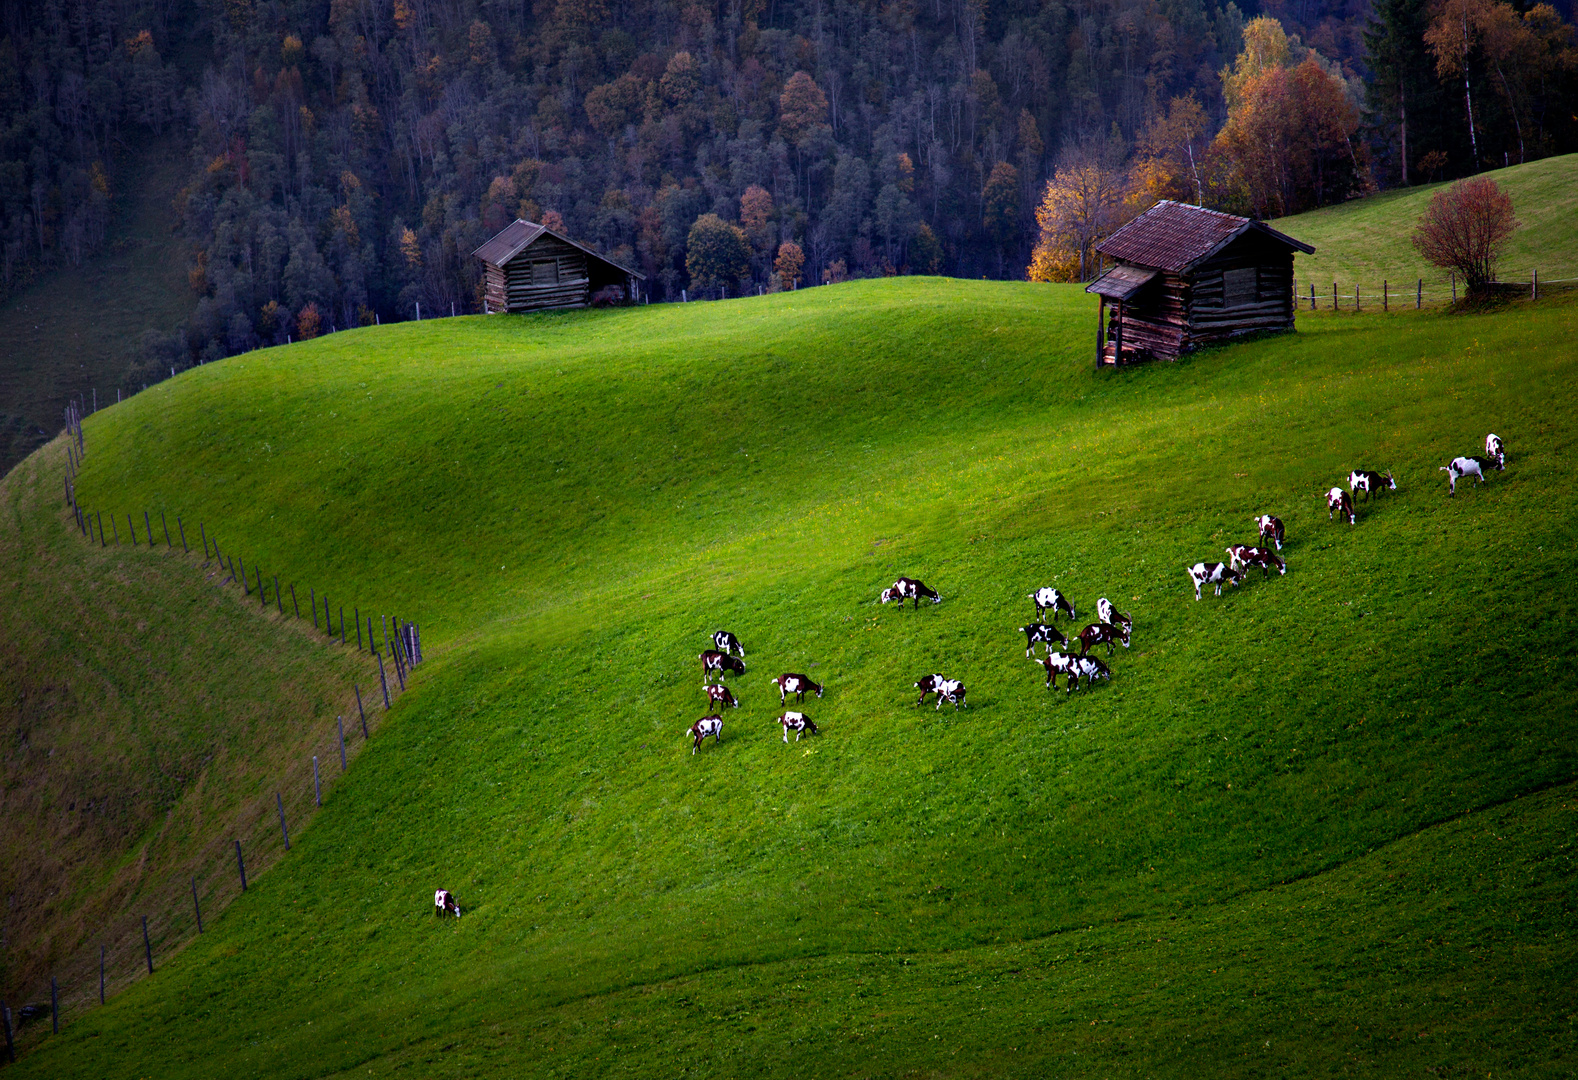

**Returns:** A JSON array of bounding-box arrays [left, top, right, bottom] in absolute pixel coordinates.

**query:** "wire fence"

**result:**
[[1293, 271, 1578, 312]]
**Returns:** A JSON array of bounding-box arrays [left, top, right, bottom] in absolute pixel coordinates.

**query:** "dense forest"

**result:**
[[1, 0, 1574, 366]]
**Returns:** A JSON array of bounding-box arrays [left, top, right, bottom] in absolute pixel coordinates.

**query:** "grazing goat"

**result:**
[[689, 715, 723, 754], [1095, 598, 1132, 633], [1019, 622, 1069, 657], [1253, 514, 1285, 551], [434, 889, 461, 919], [770, 673, 824, 703], [778, 711, 819, 743], [1077, 621, 1130, 656], [1348, 470, 1397, 501], [912, 674, 948, 707], [1070, 655, 1112, 692], [881, 577, 941, 608], [1225, 545, 1287, 578], [712, 630, 745, 657], [1033, 651, 1079, 692], [1326, 487, 1355, 525], [1029, 587, 1076, 623], [700, 649, 745, 683], [1485, 433, 1505, 469], [1187, 561, 1244, 600], [703, 683, 739, 709], [1440, 456, 1491, 496], [934, 678, 968, 710]]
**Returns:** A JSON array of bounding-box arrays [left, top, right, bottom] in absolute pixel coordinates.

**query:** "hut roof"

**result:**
[[1095, 201, 1314, 273], [1084, 264, 1157, 301], [472, 219, 644, 278]]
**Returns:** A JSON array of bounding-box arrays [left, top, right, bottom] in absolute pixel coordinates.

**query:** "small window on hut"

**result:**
[[1223, 267, 1258, 308], [531, 260, 559, 285]]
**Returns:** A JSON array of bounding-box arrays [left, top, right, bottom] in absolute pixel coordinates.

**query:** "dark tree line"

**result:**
[[1, 0, 1573, 367]]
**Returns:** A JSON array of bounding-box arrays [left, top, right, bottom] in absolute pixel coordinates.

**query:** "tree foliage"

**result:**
[[686, 214, 751, 297], [1028, 142, 1129, 283], [1410, 175, 1518, 291]]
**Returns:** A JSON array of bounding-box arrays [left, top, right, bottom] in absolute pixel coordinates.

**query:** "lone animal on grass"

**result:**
[[1225, 545, 1287, 579], [1029, 587, 1076, 623], [1326, 487, 1355, 525], [1020, 622, 1068, 657], [912, 674, 948, 707], [778, 711, 819, 743], [933, 678, 968, 711], [1033, 651, 1078, 692], [881, 577, 941, 608], [712, 630, 745, 657], [1096, 598, 1132, 633], [434, 889, 461, 918], [1077, 621, 1130, 656], [1440, 456, 1494, 496], [689, 715, 723, 754], [703, 683, 739, 709], [1348, 470, 1397, 501], [1485, 433, 1505, 469], [770, 673, 823, 704], [700, 649, 745, 683], [1252, 514, 1285, 551], [1069, 655, 1112, 692], [1187, 561, 1244, 600]]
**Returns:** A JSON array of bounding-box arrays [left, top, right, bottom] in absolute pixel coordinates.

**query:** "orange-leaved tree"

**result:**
[[1410, 175, 1518, 294], [1027, 140, 1128, 282]]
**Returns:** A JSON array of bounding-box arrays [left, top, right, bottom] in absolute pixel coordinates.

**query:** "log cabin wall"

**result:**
[[494, 235, 591, 312], [1183, 233, 1295, 347]]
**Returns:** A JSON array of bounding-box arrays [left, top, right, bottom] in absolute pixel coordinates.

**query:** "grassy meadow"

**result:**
[[1271, 152, 1578, 293], [5, 277, 1576, 1076]]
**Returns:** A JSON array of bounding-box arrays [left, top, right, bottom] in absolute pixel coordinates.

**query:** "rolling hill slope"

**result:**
[[8, 278, 1578, 1076]]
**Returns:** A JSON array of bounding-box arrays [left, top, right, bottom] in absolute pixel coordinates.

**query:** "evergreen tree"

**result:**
[[1365, 0, 1444, 185]]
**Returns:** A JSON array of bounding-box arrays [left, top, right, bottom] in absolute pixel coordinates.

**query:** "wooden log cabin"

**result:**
[[1084, 201, 1314, 365], [473, 219, 645, 313]]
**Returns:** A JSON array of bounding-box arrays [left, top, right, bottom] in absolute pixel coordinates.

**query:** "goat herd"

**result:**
[[684, 433, 1509, 756]]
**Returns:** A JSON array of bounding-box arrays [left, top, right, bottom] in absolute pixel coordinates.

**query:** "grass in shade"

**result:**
[[8, 277, 1577, 1077]]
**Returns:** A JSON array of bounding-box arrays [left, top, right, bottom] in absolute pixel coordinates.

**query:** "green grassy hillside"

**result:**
[[1271, 153, 1578, 295], [0, 438, 389, 1037], [10, 279, 1578, 1076]]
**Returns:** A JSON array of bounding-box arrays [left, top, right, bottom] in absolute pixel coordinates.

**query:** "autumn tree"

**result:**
[[1027, 140, 1129, 282], [1410, 175, 1517, 293], [778, 71, 829, 144], [686, 214, 751, 296], [1424, 0, 1497, 167], [1129, 94, 1213, 208], [774, 240, 805, 290]]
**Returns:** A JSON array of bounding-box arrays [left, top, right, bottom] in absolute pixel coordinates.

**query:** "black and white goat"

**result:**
[[1076, 621, 1130, 656], [933, 678, 968, 710], [1095, 598, 1132, 633], [689, 715, 723, 753], [1069, 655, 1112, 692], [1485, 433, 1505, 469], [1327, 487, 1355, 525], [712, 630, 745, 657], [700, 649, 746, 683], [881, 577, 941, 608], [703, 683, 739, 709], [912, 674, 948, 707], [770, 673, 824, 703], [1225, 544, 1287, 578], [1019, 622, 1069, 657], [1348, 470, 1397, 501], [1440, 456, 1493, 495], [434, 888, 461, 918], [778, 711, 819, 742], [1029, 587, 1076, 623], [1187, 561, 1244, 600], [1033, 651, 1079, 692], [1252, 514, 1285, 551]]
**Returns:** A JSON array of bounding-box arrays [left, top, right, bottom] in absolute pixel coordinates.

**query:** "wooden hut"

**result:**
[[473, 220, 644, 313], [1084, 201, 1314, 365]]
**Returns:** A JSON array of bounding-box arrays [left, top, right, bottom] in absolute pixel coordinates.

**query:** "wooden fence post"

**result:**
[[144, 511, 152, 546], [128, 514, 136, 545], [355, 684, 368, 737], [1331, 281, 1337, 310], [235, 840, 247, 891], [258, 568, 266, 607], [1309, 282, 1314, 310], [110, 516, 118, 544], [377, 653, 391, 708], [1355, 284, 1360, 311], [313, 756, 321, 806], [338, 715, 347, 770], [368, 617, 376, 659], [192, 878, 202, 932], [340, 606, 346, 646], [291, 584, 299, 618], [143, 916, 153, 973], [1417, 279, 1422, 309], [277, 792, 290, 850], [1383, 280, 1388, 311], [311, 588, 318, 628], [161, 511, 172, 547], [239, 556, 247, 593], [355, 607, 362, 650], [200, 523, 208, 558], [1532, 268, 1538, 300], [276, 576, 283, 614], [97, 511, 105, 547]]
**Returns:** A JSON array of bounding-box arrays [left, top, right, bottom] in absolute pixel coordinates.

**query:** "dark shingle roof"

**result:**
[[1096, 201, 1314, 272], [472, 220, 644, 278]]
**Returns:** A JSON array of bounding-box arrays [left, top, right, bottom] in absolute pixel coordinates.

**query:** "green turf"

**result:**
[[1271, 153, 1578, 295], [11, 278, 1578, 1076]]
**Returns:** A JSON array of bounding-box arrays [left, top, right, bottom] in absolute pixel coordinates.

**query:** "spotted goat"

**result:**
[[770, 673, 824, 704], [1187, 561, 1245, 600]]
